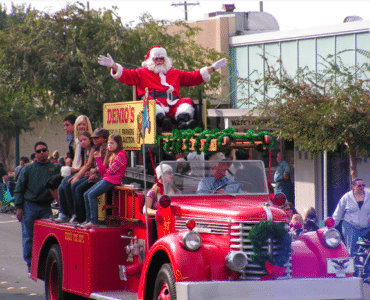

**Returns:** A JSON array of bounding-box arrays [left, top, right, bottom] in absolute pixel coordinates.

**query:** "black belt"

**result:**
[[149, 92, 179, 100]]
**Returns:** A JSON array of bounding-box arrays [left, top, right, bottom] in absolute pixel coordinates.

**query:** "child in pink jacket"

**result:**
[[83, 134, 127, 228]]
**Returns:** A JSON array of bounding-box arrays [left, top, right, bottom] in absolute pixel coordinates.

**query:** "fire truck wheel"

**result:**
[[45, 244, 67, 300], [153, 263, 176, 300]]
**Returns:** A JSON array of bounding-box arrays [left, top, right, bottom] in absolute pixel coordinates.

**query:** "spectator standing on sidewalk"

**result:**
[[274, 152, 294, 204], [332, 178, 370, 257], [14, 157, 30, 182], [14, 142, 61, 273], [0, 163, 8, 206]]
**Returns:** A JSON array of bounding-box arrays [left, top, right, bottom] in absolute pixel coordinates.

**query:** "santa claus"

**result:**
[[98, 46, 228, 131]]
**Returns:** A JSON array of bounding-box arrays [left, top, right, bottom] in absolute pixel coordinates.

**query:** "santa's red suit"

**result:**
[[99, 46, 228, 130], [111, 65, 210, 119]]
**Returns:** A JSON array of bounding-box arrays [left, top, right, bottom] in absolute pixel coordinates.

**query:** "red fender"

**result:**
[[31, 220, 64, 282], [137, 231, 234, 299], [291, 230, 350, 278]]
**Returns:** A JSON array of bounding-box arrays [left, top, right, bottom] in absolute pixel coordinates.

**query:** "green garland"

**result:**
[[248, 221, 291, 269], [156, 127, 274, 155]]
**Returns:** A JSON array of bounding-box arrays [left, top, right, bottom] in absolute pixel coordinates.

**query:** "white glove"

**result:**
[[98, 53, 115, 68], [212, 58, 228, 70]]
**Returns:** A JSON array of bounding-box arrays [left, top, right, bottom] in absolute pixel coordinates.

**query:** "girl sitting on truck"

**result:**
[[83, 134, 128, 228], [55, 130, 94, 223], [142, 164, 181, 216]]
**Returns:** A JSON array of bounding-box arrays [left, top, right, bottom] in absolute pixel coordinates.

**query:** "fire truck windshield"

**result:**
[[159, 160, 268, 196]]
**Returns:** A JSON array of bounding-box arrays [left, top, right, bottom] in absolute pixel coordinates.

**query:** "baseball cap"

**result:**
[[91, 128, 109, 139]]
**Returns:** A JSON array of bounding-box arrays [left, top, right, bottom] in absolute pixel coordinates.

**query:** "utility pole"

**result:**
[[171, 1, 200, 21]]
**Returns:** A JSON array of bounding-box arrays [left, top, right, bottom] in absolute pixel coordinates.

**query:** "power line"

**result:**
[[171, 1, 200, 21]]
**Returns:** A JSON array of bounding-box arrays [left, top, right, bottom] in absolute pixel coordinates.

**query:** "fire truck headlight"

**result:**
[[323, 228, 342, 249], [225, 251, 248, 272], [182, 231, 202, 251]]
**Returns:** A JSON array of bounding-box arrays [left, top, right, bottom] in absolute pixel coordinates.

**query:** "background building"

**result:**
[[182, 5, 370, 219]]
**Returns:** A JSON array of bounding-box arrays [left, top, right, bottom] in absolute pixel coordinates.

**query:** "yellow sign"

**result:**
[[103, 100, 156, 150]]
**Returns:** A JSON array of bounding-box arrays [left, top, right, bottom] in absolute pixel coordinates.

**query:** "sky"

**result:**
[[2, 0, 370, 31]]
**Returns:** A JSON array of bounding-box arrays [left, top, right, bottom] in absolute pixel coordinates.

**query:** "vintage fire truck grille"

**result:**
[[175, 218, 230, 235], [175, 218, 291, 280], [230, 221, 292, 281]]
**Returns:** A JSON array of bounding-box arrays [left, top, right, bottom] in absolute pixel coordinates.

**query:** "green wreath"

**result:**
[[248, 221, 292, 269], [156, 127, 273, 155]]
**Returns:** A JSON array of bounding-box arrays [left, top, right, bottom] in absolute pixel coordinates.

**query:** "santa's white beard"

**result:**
[[144, 59, 172, 74]]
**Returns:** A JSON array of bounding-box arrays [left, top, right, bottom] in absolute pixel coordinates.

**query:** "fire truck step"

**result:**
[[90, 291, 137, 300]]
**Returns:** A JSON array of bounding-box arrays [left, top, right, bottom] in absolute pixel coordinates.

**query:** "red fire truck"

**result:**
[[30, 100, 363, 300]]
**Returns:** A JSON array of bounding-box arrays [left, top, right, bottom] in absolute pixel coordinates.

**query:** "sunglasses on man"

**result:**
[[36, 148, 48, 154]]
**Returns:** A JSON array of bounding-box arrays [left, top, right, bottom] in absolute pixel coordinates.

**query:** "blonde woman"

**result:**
[[72, 115, 93, 171]]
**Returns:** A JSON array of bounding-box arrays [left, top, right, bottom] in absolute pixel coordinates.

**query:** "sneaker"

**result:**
[[69, 215, 79, 225], [83, 222, 97, 229], [49, 214, 58, 220], [54, 213, 70, 223]]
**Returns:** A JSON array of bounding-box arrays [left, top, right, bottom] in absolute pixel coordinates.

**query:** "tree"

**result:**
[[246, 52, 370, 180], [34, 5, 226, 126], [0, 2, 227, 169], [0, 3, 48, 169]]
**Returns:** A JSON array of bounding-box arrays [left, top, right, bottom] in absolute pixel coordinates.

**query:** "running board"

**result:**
[[90, 291, 137, 300]]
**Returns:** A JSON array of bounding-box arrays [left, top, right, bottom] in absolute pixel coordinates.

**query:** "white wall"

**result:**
[[11, 118, 67, 171], [357, 158, 370, 186], [294, 149, 323, 219]]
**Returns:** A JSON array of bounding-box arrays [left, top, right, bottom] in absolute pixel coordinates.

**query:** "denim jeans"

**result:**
[[342, 220, 370, 257], [58, 175, 74, 217], [72, 177, 94, 223], [84, 179, 113, 224], [275, 179, 294, 205], [21, 201, 52, 269]]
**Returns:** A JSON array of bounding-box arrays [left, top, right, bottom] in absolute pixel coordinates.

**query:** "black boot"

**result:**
[[157, 113, 172, 132], [177, 113, 196, 130], [156, 113, 165, 127]]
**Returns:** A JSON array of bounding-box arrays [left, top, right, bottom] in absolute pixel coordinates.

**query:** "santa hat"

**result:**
[[144, 45, 168, 61]]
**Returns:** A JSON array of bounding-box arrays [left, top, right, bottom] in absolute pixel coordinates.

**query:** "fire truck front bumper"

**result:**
[[176, 277, 363, 300]]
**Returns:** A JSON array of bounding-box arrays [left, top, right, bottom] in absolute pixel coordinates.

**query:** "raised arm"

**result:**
[[207, 58, 228, 74], [98, 53, 118, 73]]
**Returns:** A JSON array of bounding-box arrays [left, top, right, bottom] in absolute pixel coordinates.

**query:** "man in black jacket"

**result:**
[[14, 142, 61, 273]]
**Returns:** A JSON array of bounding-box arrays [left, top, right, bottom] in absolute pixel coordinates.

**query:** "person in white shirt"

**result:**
[[332, 178, 370, 256]]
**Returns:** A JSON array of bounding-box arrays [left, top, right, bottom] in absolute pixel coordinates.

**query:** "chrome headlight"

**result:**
[[225, 251, 248, 272], [182, 231, 202, 251], [323, 228, 342, 249]]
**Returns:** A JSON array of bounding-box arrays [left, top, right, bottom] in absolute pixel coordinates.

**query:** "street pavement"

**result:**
[[1, 209, 370, 300], [0, 212, 45, 299]]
